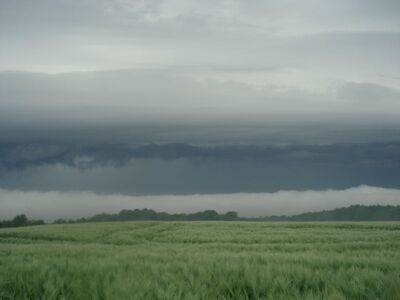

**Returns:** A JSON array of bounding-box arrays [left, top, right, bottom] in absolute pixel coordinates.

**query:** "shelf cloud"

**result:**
[[1, 1, 399, 216]]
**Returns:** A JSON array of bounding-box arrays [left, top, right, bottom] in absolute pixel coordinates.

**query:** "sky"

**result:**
[[0, 0, 400, 220], [2, 186, 400, 221]]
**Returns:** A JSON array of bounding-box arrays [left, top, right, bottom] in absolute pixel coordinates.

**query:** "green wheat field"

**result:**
[[0, 222, 399, 299]]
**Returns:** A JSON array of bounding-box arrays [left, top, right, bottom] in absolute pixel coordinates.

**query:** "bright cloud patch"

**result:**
[[1, 185, 400, 221]]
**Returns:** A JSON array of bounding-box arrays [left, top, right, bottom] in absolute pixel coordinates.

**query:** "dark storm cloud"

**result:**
[[1, 142, 400, 170], [1, 0, 400, 219], [0, 142, 399, 195]]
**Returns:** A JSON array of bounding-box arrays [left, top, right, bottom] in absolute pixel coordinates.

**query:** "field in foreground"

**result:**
[[0, 222, 399, 299]]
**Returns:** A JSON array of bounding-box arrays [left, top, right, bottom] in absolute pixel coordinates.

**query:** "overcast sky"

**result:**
[[1, 1, 400, 219], [1, 0, 400, 121]]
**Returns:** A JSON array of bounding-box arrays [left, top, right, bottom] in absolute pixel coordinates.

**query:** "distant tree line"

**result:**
[[52, 205, 400, 224], [0, 214, 45, 228], [54, 209, 239, 224], [256, 205, 400, 221], [1, 205, 399, 228]]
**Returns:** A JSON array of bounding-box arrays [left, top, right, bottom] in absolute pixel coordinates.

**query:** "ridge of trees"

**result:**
[[0, 214, 45, 228], [1, 205, 399, 228]]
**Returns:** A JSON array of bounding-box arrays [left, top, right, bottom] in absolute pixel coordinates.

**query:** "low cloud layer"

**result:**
[[1, 186, 399, 221], [1, 142, 399, 195], [1, 141, 400, 170]]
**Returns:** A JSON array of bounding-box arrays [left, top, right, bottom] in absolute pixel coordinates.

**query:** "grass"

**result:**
[[0, 222, 399, 299]]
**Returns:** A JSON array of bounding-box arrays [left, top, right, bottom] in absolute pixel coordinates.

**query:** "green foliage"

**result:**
[[0, 221, 399, 299], [272, 205, 400, 221], [0, 215, 45, 228], [1, 205, 399, 231], [55, 205, 400, 225], [87, 209, 239, 222]]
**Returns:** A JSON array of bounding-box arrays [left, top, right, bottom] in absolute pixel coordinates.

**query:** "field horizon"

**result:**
[[2, 204, 400, 230]]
